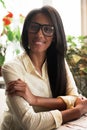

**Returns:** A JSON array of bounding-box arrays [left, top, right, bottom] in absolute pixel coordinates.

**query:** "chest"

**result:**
[[24, 73, 52, 98]]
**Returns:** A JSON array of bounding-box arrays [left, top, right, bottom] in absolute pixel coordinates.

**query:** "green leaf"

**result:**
[[14, 27, 21, 41], [83, 68, 87, 74], [7, 30, 14, 41], [0, 0, 6, 8], [15, 49, 20, 55], [0, 55, 5, 66]]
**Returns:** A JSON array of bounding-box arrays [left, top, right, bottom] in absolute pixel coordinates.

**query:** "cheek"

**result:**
[[28, 34, 32, 43], [46, 37, 53, 47]]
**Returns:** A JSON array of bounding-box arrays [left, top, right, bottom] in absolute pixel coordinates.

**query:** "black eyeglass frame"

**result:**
[[28, 22, 55, 37]]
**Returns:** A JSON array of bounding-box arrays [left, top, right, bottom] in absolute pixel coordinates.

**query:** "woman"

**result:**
[[1, 5, 87, 130]]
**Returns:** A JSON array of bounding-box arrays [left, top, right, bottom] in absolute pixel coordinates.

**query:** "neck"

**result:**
[[29, 51, 46, 74]]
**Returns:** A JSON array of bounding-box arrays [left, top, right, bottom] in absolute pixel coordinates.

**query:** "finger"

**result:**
[[14, 85, 26, 92], [15, 79, 25, 84], [7, 90, 24, 98], [7, 80, 26, 90], [8, 80, 18, 85], [8, 79, 23, 86], [6, 88, 16, 94], [7, 84, 27, 95]]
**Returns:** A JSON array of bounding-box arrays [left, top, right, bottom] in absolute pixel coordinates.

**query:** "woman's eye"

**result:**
[[44, 26, 52, 32]]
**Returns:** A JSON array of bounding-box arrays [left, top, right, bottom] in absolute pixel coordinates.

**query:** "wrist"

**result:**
[[75, 104, 84, 116], [62, 107, 81, 124], [28, 94, 37, 106]]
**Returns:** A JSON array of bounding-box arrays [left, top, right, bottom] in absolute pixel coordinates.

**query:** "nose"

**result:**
[[36, 28, 43, 36]]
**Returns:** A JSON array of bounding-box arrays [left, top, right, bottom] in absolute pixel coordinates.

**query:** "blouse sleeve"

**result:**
[[58, 60, 79, 109], [1, 62, 62, 130], [65, 60, 79, 96]]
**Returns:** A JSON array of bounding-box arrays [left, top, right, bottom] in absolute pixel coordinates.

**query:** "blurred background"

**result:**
[[0, 0, 87, 100]]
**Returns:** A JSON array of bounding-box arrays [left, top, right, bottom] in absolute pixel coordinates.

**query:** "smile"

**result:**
[[33, 39, 45, 45]]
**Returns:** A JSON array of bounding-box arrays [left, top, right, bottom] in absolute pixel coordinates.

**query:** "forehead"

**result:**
[[31, 13, 52, 25]]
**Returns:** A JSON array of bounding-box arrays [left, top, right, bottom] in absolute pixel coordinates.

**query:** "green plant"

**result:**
[[0, 43, 6, 66], [0, 0, 6, 8], [2, 11, 21, 44], [0, 11, 25, 66], [66, 35, 87, 75], [66, 35, 87, 97]]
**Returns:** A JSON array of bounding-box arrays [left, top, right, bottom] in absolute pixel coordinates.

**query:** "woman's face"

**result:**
[[28, 13, 54, 54]]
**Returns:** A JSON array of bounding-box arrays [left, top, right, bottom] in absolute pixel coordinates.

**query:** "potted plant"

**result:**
[[66, 35, 87, 97]]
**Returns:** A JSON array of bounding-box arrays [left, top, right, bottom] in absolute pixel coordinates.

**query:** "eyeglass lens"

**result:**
[[29, 22, 54, 37]]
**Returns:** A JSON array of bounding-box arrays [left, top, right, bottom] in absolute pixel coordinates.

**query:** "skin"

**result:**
[[6, 13, 87, 124]]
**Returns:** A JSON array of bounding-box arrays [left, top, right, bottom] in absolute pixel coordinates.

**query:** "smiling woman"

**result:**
[[0, 0, 81, 64], [1, 5, 87, 130]]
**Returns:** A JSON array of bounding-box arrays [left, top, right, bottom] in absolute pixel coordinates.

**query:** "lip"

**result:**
[[33, 39, 45, 45], [34, 41, 44, 45]]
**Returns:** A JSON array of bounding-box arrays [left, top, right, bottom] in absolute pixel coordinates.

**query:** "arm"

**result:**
[[7, 79, 66, 110], [2, 63, 87, 130], [7, 78, 87, 117], [62, 97, 87, 123], [6, 60, 79, 111], [2, 62, 63, 130], [62, 107, 80, 123], [33, 96, 67, 110], [6, 78, 87, 126]]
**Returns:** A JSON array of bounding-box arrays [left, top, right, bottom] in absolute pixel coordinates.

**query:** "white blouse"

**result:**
[[1, 52, 78, 130]]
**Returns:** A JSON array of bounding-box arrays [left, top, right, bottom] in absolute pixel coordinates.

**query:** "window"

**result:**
[[0, 0, 81, 36], [43, 0, 81, 36]]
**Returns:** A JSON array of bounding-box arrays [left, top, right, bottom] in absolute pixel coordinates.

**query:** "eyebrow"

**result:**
[[31, 21, 54, 27]]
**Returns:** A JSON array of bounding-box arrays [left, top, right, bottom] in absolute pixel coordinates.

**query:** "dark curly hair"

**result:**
[[21, 5, 67, 98]]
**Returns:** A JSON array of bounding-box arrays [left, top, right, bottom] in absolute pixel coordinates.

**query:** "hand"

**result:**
[[6, 79, 36, 105], [75, 97, 87, 116]]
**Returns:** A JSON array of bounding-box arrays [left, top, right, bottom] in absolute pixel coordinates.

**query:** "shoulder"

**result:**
[[2, 54, 21, 69], [1, 53, 28, 83], [2, 52, 27, 68], [1, 52, 28, 77]]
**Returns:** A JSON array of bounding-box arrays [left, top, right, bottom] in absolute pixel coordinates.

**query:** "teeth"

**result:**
[[35, 42, 43, 45]]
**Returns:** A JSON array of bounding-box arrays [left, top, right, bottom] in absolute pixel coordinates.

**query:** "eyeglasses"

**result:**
[[29, 22, 54, 37]]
